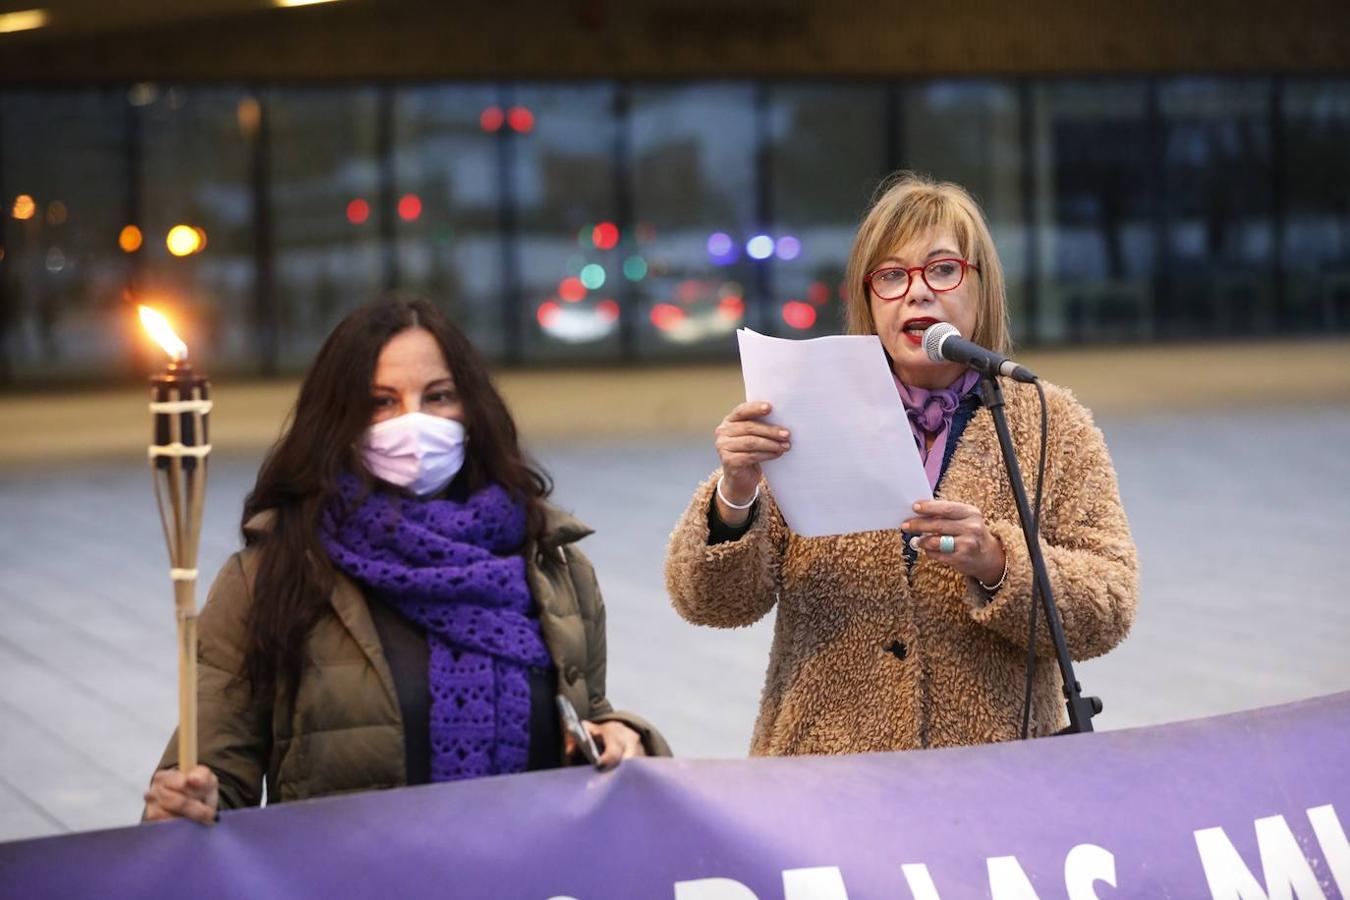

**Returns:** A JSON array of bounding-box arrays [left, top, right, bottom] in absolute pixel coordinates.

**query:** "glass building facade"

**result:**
[[2, 77, 1348, 381]]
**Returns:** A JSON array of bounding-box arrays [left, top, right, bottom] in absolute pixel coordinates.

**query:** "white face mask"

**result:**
[[360, 412, 467, 497]]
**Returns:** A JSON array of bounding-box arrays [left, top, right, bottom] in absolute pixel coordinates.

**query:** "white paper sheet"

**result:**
[[736, 328, 931, 538]]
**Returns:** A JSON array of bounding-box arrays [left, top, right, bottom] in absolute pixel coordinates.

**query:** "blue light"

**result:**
[[746, 234, 775, 260], [707, 232, 738, 266], [775, 235, 802, 261]]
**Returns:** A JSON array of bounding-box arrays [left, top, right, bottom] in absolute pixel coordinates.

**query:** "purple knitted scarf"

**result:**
[[320, 473, 550, 782]]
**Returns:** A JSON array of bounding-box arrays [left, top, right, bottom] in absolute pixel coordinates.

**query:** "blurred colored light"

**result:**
[[559, 277, 586, 303], [274, 0, 346, 7], [0, 9, 48, 34], [193, 226, 209, 251], [838, 281, 850, 302], [746, 235, 775, 260], [536, 300, 562, 329], [236, 96, 261, 135], [579, 263, 606, 290], [596, 299, 620, 323], [706, 232, 733, 257], [676, 279, 704, 304], [128, 82, 158, 107], [592, 221, 620, 250], [775, 236, 801, 261], [119, 225, 143, 253], [807, 281, 830, 305], [45, 200, 68, 226], [397, 194, 422, 222], [507, 106, 535, 133], [622, 255, 648, 281], [45, 247, 65, 273], [346, 198, 370, 225], [480, 106, 505, 133], [650, 303, 686, 332], [718, 296, 745, 320], [12, 194, 36, 220], [719, 280, 744, 299], [166, 225, 203, 257], [782, 301, 817, 330]]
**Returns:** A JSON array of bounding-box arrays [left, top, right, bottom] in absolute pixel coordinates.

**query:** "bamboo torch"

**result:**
[[139, 306, 211, 772]]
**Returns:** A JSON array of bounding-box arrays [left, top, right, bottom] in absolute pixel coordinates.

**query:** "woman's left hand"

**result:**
[[903, 499, 1006, 586], [573, 720, 646, 771]]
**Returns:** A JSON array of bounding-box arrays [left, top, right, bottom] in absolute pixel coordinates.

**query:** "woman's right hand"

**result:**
[[713, 401, 790, 526], [144, 765, 220, 826]]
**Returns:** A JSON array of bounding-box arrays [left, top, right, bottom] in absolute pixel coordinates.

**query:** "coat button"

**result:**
[[885, 640, 908, 661], [564, 664, 582, 683]]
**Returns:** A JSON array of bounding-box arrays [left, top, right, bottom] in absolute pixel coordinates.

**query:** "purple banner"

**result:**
[[3, 693, 1348, 899]]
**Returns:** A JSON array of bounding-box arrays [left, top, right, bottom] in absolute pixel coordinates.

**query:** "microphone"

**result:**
[[923, 322, 1037, 383]]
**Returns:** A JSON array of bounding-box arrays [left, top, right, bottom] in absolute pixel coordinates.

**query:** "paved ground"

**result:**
[[2, 401, 1349, 842]]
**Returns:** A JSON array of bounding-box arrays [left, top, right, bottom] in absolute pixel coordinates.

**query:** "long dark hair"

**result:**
[[239, 294, 552, 701]]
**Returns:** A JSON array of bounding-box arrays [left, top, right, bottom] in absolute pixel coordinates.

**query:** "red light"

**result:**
[[718, 296, 745, 320], [346, 198, 370, 225], [537, 300, 561, 329], [592, 221, 619, 250], [559, 276, 586, 303], [808, 281, 830, 305], [650, 303, 686, 332], [480, 106, 505, 132], [838, 280, 850, 302], [596, 299, 620, 322], [398, 194, 422, 222], [507, 106, 535, 133], [782, 301, 816, 330], [676, 279, 703, 304]]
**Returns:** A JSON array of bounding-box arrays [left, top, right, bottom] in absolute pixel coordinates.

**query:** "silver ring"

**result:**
[[938, 535, 956, 554]]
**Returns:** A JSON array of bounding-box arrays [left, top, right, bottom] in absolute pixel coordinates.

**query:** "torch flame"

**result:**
[[138, 306, 189, 362]]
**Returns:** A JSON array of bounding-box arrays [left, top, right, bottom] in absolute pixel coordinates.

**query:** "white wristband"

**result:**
[[716, 475, 760, 511], [978, 556, 1009, 593]]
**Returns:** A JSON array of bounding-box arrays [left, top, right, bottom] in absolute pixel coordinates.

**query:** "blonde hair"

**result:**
[[843, 171, 1011, 354]]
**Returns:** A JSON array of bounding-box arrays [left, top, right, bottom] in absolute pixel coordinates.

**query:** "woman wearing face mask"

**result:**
[[665, 172, 1137, 755], [144, 295, 667, 825]]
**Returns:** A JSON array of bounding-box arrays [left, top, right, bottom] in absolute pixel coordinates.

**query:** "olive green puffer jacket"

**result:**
[[154, 503, 668, 808]]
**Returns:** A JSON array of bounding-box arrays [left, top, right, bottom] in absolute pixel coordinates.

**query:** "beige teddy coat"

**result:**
[[665, 379, 1138, 755]]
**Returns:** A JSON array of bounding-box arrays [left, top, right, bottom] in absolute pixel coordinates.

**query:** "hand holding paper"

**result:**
[[735, 328, 931, 538]]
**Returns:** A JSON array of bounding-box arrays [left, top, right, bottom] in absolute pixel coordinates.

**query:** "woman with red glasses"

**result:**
[[665, 172, 1137, 754]]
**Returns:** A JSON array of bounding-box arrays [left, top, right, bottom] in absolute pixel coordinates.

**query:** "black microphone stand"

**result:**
[[980, 373, 1102, 735]]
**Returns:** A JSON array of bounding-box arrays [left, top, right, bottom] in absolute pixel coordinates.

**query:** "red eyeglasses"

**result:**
[[865, 258, 979, 301]]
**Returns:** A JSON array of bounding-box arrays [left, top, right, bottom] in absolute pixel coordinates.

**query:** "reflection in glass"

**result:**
[[768, 85, 887, 339], [1, 91, 131, 380], [1282, 80, 1350, 332], [511, 84, 622, 362], [629, 85, 756, 358], [902, 82, 1026, 339], [268, 88, 383, 367], [1032, 81, 1154, 342], [394, 85, 506, 357], [1160, 79, 1273, 337], [140, 87, 254, 373]]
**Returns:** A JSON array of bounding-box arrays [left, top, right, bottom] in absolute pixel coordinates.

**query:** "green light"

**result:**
[[580, 263, 606, 290], [623, 255, 648, 281]]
